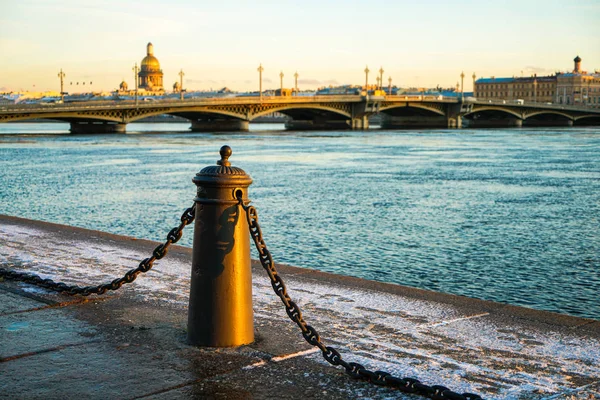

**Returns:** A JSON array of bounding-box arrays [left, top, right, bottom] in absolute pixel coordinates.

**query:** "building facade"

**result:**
[[475, 56, 600, 107], [138, 43, 164, 92]]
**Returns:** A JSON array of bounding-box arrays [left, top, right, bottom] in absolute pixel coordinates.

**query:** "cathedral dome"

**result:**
[[141, 55, 160, 71], [138, 42, 164, 91], [141, 43, 161, 71]]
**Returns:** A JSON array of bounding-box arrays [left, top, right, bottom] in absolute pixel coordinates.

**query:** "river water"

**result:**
[[1, 122, 599, 320]]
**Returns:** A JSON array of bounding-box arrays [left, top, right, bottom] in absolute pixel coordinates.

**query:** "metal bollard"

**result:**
[[187, 145, 254, 346]]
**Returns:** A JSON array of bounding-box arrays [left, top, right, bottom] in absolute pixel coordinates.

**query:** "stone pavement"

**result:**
[[1, 214, 599, 399]]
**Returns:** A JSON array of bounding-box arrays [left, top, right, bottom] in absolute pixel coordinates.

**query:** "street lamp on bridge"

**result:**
[[379, 67, 384, 91], [57, 69, 66, 102], [460, 71, 465, 100], [279, 71, 284, 96], [364, 66, 370, 91], [132, 63, 139, 106], [533, 76, 538, 103], [376, 76, 380, 92], [472, 73, 476, 97], [388, 76, 392, 95], [178, 69, 185, 101], [257, 64, 264, 102], [294, 71, 299, 94]]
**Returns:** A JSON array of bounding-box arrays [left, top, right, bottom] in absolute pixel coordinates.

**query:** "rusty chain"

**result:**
[[0, 205, 196, 296], [238, 198, 483, 400]]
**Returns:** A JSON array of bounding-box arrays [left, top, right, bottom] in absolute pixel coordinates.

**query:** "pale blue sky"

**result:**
[[1, 0, 599, 92]]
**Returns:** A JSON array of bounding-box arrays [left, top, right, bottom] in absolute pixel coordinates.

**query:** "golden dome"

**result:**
[[140, 42, 161, 71], [138, 42, 164, 91], [141, 55, 161, 70]]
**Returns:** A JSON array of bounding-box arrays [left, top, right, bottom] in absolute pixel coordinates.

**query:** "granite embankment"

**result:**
[[1, 215, 599, 399]]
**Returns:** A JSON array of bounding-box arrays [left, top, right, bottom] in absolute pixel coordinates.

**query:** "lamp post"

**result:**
[[460, 71, 465, 100], [178, 69, 185, 101], [388, 76, 392, 95], [456, 82, 460, 95], [364, 66, 370, 91], [257, 64, 264, 102], [132, 63, 139, 106], [376, 76, 380, 92], [472, 73, 476, 97], [294, 71, 299, 94], [379, 67, 384, 91], [57, 69, 65, 102], [533, 76, 538, 103], [279, 71, 284, 96]]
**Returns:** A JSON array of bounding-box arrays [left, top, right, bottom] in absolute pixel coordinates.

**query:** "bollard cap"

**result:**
[[193, 145, 253, 187]]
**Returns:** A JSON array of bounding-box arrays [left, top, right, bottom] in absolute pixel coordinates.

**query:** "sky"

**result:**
[[1, 0, 599, 93]]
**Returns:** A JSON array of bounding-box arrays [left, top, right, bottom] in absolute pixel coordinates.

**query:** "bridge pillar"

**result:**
[[351, 116, 369, 130], [190, 120, 249, 132], [447, 116, 462, 129], [446, 102, 465, 129], [70, 122, 126, 134]]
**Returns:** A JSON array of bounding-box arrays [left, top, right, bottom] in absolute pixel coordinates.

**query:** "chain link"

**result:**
[[0, 205, 196, 296], [239, 198, 483, 400]]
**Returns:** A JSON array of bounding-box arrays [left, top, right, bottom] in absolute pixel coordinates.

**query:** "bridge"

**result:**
[[1, 95, 599, 133]]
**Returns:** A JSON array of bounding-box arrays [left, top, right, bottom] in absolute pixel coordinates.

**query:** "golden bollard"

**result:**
[[187, 145, 254, 346]]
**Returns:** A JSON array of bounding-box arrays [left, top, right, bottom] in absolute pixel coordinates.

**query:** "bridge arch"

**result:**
[[524, 110, 574, 121], [464, 107, 523, 120], [573, 114, 600, 126], [0, 112, 124, 124], [129, 107, 247, 122], [379, 103, 446, 117], [250, 104, 352, 120], [255, 103, 353, 130], [0, 111, 129, 133], [520, 110, 575, 127], [463, 107, 524, 128], [377, 104, 448, 129]]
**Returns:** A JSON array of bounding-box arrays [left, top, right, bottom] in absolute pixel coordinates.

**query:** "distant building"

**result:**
[[138, 42, 164, 92], [475, 76, 557, 104], [556, 56, 600, 106], [475, 56, 600, 107]]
